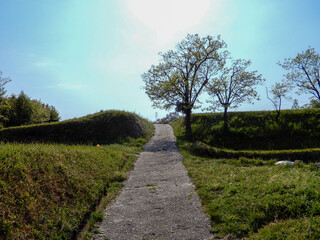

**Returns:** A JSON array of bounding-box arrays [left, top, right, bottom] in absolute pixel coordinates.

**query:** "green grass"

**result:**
[[171, 109, 320, 150], [247, 217, 320, 239], [0, 110, 154, 145], [0, 110, 154, 239], [181, 150, 320, 239], [183, 141, 320, 163], [0, 143, 142, 239], [171, 114, 320, 239]]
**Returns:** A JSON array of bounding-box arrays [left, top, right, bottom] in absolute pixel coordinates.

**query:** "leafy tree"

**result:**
[[308, 99, 320, 109], [278, 47, 320, 100], [49, 106, 60, 122], [0, 71, 12, 128], [206, 58, 264, 132], [12, 91, 33, 126], [142, 34, 227, 139], [30, 100, 50, 124], [266, 83, 291, 121]]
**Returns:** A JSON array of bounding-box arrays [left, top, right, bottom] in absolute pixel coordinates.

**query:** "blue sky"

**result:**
[[1, 0, 320, 120]]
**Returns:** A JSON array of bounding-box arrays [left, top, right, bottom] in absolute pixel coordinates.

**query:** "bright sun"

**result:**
[[126, 0, 210, 45]]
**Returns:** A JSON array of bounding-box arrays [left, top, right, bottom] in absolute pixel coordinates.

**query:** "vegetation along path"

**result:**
[[94, 124, 213, 240]]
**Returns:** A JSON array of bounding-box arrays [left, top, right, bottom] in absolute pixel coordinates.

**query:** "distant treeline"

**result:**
[[0, 91, 60, 129]]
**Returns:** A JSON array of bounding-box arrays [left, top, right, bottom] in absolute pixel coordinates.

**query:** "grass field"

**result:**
[[181, 150, 320, 239], [171, 110, 320, 239]]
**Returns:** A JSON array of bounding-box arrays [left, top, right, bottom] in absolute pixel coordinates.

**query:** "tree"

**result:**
[[12, 91, 33, 126], [308, 99, 320, 109], [0, 71, 11, 99], [266, 83, 291, 121], [291, 99, 300, 109], [49, 106, 60, 122], [142, 34, 227, 139], [206, 58, 264, 132], [278, 47, 320, 100], [31, 100, 50, 124], [0, 71, 12, 128]]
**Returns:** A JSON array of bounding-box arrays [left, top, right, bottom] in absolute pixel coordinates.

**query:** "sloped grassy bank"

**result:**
[[174, 109, 320, 150], [0, 110, 153, 145], [171, 112, 320, 239], [0, 111, 154, 239], [0, 144, 140, 239]]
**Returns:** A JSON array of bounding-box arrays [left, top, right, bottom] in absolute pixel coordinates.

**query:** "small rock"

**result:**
[[275, 161, 295, 166]]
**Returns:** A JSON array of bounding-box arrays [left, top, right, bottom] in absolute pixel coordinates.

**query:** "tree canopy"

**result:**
[[266, 82, 291, 121], [278, 47, 320, 100], [206, 58, 264, 131], [142, 34, 227, 138]]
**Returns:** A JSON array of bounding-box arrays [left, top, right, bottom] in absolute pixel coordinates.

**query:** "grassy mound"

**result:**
[[0, 143, 141, 239], [183, 141, 320, 163], [0, 110, 154, 145], [172, 109, 320, 150]]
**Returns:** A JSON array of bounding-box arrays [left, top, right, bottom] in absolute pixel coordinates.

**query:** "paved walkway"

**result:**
[[94, 124, 213, 240]]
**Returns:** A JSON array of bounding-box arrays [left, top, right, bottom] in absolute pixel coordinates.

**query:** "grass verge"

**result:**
[[179, 146, 320, 239], [0, 143, 142, 239]]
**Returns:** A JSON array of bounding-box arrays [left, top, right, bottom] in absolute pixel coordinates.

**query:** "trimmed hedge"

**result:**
[[0, 110, 154, 145]]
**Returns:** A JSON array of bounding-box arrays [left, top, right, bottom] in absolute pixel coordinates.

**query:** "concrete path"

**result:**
[[94, 124, 213, 240]]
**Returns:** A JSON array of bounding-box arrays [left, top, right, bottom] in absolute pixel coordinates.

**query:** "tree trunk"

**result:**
[[185, 108, 192, 140], [275, 110, 280, 122], [223, 107, 229, 133]]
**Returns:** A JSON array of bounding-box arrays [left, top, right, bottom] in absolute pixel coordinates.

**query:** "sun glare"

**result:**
[[126, 0, 210, 45]]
